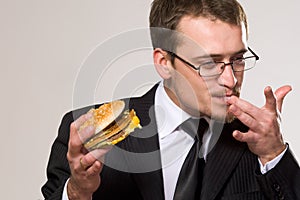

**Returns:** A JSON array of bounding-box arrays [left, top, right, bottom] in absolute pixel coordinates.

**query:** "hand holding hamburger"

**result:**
[[66, 100, 142, 199]]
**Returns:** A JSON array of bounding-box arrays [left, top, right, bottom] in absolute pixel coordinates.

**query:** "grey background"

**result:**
[[1, 0, 299, 199]]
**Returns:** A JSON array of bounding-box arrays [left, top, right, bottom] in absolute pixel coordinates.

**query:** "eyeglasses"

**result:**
[[166, 47, 259, 77]]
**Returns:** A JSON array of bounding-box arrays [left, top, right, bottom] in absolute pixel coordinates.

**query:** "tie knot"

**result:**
[[181, 118, 209, 140]]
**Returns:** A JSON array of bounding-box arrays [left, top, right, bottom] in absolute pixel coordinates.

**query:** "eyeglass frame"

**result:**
[[165, 47, 259, 77]]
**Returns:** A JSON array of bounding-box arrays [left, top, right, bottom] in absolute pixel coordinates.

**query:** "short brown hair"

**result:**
[[149, 0, 248, 50]]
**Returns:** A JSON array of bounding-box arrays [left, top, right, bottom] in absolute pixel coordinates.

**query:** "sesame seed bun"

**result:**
[[80, 100, 141, 150], [80, 100, 125, 134]]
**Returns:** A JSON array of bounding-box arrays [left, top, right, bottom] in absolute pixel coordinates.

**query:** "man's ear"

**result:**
[[153, 48, 173, 79]]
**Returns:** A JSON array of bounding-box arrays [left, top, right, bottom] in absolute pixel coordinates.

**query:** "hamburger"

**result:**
[[80, 100, 141, 151]]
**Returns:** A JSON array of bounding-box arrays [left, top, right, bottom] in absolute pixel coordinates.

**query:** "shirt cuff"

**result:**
[[62, 178, 70, 200], [258, 145, 288, 174]]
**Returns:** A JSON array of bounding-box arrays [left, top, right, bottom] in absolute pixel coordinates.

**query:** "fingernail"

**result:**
[[266, 86, 272, 92]]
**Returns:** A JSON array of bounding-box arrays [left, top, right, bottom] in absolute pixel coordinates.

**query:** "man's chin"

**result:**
[[225, 113, 236, 123]]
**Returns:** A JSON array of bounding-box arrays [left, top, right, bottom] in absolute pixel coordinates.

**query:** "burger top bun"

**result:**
[[80, 100, 125, 134]]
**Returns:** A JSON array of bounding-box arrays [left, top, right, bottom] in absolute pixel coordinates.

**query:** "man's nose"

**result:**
[[218, 64, 238, 89]]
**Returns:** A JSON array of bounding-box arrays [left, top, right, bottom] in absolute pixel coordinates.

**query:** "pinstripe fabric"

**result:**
[[215, 150, 265, 199]]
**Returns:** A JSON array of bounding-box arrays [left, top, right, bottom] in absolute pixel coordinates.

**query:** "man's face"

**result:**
[[164, 16, 248, 122]]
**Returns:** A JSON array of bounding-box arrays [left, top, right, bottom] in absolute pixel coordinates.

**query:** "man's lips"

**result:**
[[211, 93, 234, 97], [211, 90, 235, 97]]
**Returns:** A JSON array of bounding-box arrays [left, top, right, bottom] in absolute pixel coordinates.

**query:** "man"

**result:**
[[42, 0, 300, 199]]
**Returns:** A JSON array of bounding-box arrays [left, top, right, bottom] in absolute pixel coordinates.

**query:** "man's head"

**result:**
[[149, 0, 248, 51], [150, 0, 256, 122]]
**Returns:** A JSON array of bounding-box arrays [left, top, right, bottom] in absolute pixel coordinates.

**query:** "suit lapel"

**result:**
[[201, 120, 248, 200], [126, 84, 165, 200]]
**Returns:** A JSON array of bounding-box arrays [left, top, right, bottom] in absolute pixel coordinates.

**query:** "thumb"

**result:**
[[274, 85, 292, 112]]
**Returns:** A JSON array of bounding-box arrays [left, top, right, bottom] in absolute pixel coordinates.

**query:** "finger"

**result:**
[[78, 125, 95, 144], [86, 160, 102, 177], [227, 96, 260, 120], [274, 85, 292, 112], [69, 123, 85, 156], [79, 152, 98, 170], [79, 157, 88, 170], [228, 104, 258, 131], [73, 112, 93, 130], [90, 147, 112, 162], [69, 126, 94, 156], [264, 86, 277, 112], [232, 130, 256, 143], [69, 113, 94, 155], [81, 148, 111, 170]]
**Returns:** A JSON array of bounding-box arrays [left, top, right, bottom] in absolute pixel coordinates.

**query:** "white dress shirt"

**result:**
[[155, 81, 215, 200], [62, 80, 286, 200]]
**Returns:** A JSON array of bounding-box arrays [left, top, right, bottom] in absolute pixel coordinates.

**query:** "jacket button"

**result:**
[[273, 183, 285, 199], [273, 183, 281, 192]]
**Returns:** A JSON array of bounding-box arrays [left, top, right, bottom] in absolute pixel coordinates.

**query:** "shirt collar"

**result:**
[[155, 81, 191, 139]]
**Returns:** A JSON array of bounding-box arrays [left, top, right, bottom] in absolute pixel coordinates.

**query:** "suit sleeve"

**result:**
[[256, 146, 300, 200], [41, 111, 74, 200]]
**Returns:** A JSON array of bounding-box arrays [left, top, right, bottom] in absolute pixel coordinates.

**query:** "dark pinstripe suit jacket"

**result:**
[[42, 84, 300, 200]]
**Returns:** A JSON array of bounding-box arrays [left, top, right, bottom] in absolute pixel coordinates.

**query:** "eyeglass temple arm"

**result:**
[[166, 51, 198, 70], [248, 47, 259, 60]]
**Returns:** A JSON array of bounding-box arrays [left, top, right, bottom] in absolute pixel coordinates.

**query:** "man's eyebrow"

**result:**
[[231, 48, 248, 56], [191, 48, 248, 59]]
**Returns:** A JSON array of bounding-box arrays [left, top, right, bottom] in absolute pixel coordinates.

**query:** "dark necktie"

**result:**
[[173, 118, 209, 200]]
